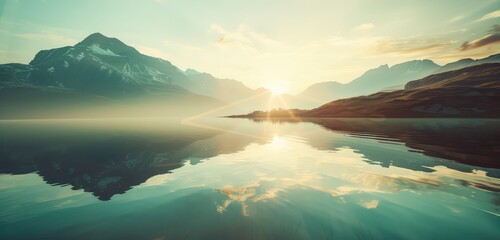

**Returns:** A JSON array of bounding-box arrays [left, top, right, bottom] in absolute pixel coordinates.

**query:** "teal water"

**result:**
[[0, 118, 499, 239]]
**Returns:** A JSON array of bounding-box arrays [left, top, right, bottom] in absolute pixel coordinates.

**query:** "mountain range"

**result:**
[[298, 60, 440, 103], [307, 63, 500, 118], [235, 63, 500, 118], [0, 32, 499, 119], [297, 54, 500, 104]]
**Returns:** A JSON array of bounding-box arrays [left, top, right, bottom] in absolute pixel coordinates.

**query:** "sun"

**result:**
[[269, 135, 287, 149], [267, 83, 287, 96]]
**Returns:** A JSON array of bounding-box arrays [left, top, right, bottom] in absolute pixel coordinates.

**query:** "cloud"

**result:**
[[210, 23, 278, 50], [448, 15, 464, 23], [353, 23, 375, 31], [0, 19, 80, 47], [372, 37, 454, 56], [488, 24, 500, 34], [12, 32, 76, 45], [476, 10, 500, 22], [459, 24, 500, 51], [210, 24, 226, 34], [210, 24, 253, 48], [459, 34, 500, 51]]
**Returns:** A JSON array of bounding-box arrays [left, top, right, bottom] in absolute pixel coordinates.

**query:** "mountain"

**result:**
[[3, 32, 192, 97], [0, 33, 226, 118], [182, 68, 257, 102], [235, 63, 500, 118], [0, 32, 295, 118], [22, 31, 264, 103], [306, 63, 500, 117], [298, 60, 441, 103], [2, 32, 497, 119], [434, 53, 500, 74], [405, 63, 500, 90]]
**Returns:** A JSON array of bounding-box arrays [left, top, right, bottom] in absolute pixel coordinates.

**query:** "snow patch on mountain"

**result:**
[[89, 44, 121, 57], [76, 52, 85, 61], [145, 66, 164, 79], [122, 63, 131, 75], [91, 55, 103, 63]]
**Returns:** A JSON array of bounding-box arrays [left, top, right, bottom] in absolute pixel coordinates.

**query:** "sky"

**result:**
[[0, 0, 499, 94]]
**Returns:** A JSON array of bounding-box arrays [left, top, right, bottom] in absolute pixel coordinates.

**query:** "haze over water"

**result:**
[[0, 118, 498, 239]]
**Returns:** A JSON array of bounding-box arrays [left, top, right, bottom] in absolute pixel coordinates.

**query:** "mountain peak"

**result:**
[[76, 32, 113, 46], [75, 33, 140, 56], [379, 64, 389, 69], [392, 59, 439, 68], [184, 68, 203, 75]]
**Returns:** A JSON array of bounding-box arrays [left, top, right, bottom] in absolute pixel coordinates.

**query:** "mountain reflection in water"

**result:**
[[0, 118, 261, 200], [0, 118, 499, 239], [0, 118, 498, 200], [251, 118, 500, 172]]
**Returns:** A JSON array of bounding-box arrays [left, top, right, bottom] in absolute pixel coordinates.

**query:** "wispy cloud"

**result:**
[[488, 24, 500, 34], [13, 32, 77, 45], [211, 24, 253, 49], [0, 19, 80, 46], [460, 25, 500, 51], [210, 24, 278, 51], [475, 10, 500, 22], [448, 15, 464, 23], [371, 37, 455, 56], [353, 23, 375, 31], [459, 34, 500, 51]]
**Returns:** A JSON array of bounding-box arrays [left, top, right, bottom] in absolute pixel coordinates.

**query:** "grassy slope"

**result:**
[[306, 63, 500, 118]]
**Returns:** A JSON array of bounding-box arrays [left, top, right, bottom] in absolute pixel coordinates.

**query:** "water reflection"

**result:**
[[0, 118, 499, 239], [1, 118, 499, 201], [0, 118, 260, 200], [252, 118, 500, 175]]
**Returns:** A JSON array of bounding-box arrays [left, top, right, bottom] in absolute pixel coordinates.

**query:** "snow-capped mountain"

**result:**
[[0, 33, 229, 118], [6, 33, 191, 97]]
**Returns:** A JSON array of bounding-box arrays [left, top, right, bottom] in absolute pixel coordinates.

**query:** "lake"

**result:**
[[0, 118, 499, 239]]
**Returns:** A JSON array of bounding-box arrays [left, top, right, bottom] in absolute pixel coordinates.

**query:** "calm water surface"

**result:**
[[0, 118, 499, 239]]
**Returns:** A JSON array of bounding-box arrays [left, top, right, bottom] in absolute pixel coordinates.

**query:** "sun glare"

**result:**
[[267, 84, 287, 96], [269, 135, 287, 149]]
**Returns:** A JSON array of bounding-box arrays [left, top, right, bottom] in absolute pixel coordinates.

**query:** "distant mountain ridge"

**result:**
[[233, 63, 500, 118], [182, 68, 260, 102], [306, 63, 500, 118], [298, 59, 441, 103], [434, 53, 500, 74]]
